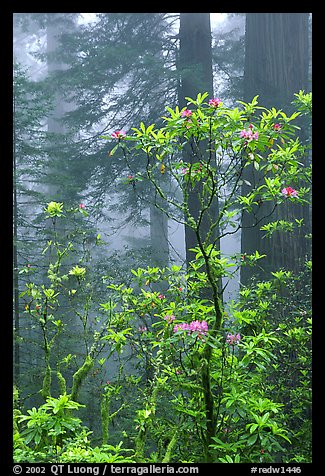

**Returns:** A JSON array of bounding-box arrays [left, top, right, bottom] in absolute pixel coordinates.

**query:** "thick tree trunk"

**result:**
[[244, 13, 309, 110], [241, 13, 310, 284], [178, 13, 219, 266]]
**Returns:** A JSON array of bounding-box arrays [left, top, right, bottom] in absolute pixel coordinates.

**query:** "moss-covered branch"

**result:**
[[70, 355, 94, 402]]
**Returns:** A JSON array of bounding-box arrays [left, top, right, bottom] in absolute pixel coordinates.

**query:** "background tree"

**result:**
[[13, 12, 182, 433], [13, 58, 55, 389], [178, 13, 220, 267], [12, 9, 250, 433], [14, 13, 246, 275], [241, 12, 311, 284]]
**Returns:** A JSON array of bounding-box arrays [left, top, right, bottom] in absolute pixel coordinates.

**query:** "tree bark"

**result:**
[[241, 13, 310, 284], [178, 13, 219, 266]]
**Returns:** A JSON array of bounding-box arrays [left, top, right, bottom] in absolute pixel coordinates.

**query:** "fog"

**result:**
[[13, 13, 311, 450]]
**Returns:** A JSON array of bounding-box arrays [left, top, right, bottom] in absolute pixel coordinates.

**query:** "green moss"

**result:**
[[57, 370, 67, 395], [134, 426, 146, 462], [13, 386, 22, 441], [162, 430, 178, 463], [101, 392, 111, 445], [41, 364, 52, 400], [71, 355, 94, 402]]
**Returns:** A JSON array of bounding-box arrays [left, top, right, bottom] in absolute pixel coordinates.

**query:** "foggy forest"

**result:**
[[13, 13, 312, 465]]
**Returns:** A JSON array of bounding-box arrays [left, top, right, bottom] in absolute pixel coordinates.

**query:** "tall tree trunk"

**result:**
[[178, 13, 219, 266], [241, 13, 310, 284], [46, 14, 70, 199]]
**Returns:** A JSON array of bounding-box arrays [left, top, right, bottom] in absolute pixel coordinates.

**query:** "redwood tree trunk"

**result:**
[[241, 13, 310, 284], [178, 13, 219, 266]]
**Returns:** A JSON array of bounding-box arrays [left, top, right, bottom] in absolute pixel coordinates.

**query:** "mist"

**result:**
[[13, 13, 312, 465]]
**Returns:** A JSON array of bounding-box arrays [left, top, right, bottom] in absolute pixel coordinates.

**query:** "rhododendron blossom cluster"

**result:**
[[173, 320, 208, 337], [281, 186, 298, 198], [240, 124, 259, 141], [164, 314, 176, 324], [226, 333, 241, 345], [111, 130, 126, 139], [181, 109, 192, 118], [208, 97, 222, 107]]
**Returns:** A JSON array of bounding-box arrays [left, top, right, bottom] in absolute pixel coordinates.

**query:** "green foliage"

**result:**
[[293, 90, 312, 116], [106, 92, 310, 251], [15, 92, 311, 463], [15, 256, 311, 462], [44, 201, 64, 219], [15, 396, 135, 463], [17, 395, 85, 450]]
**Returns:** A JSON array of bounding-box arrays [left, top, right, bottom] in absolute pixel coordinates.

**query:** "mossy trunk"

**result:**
[[57, 369, 67, 395], [101, 391, 111, 445], [41, 363, 52, 400], [70, 355, 94, 402], [162, 429, 178, 463]]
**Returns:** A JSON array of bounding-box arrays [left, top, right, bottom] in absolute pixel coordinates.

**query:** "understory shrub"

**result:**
[[14, 91, 311, 463]]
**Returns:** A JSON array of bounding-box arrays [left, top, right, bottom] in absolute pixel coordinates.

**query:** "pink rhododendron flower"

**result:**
[[111, 130, 126, 139], [173, 322, 190, 333], [158, 293, 165, 299], [79, 203, 85, 209], [181, 109, 192, 118], [240, 126, 259, 141], [173, 320, 208, 338], [189, 320, 208, 335], [164, 314, 176, 324], [281, 186, 298, 198], [273, 123, 281, 131], [226, 333, 241, 345], [209, 98, 222, 107]]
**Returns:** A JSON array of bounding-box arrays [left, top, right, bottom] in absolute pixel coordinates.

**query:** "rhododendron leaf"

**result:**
[[108, 144, 118, 156], [247, 434, 258, 445]]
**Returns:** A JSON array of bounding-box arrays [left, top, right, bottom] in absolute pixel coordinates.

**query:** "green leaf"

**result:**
[[108, 144, 119, 156], [260, 412, 270, 424], [44, 201, 64, 218], [247, 433, 258, 445], [237, 407, 246, 418], [226, 398, 234, 408], [250, 423, 258, 434]]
